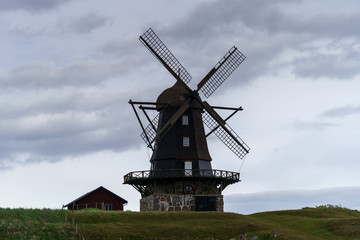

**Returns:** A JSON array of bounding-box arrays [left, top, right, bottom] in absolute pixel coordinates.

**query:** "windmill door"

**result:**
[[195, 196, 216, 211]]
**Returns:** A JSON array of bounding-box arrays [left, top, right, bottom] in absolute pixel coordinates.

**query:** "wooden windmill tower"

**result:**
[[124, 28, 250, 212]]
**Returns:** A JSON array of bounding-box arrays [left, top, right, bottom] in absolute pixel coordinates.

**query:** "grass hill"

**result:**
[[1, 205, 359, 240]]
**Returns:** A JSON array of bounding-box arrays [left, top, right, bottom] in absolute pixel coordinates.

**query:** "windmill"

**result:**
[[124, 28, 250, 212]]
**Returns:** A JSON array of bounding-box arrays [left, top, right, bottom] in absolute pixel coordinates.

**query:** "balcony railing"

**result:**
[[123, 169, 240, 183]]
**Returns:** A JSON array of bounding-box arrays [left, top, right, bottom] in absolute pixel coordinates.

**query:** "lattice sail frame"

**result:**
[[140, 28, 192, 84], [140, 107, 178, 147], [202, 111, 250, 159], [200, 47, 246, 98], [140, 113, 159, 146]]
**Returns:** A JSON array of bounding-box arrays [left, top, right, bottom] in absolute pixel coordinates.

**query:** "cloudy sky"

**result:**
[[1, 0, 360, 214]]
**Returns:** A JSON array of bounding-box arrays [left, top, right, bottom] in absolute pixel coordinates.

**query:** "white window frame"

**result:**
[[183, 137, 190, 147], [184, 161, 192, 176], [182, 115, 189, 125]]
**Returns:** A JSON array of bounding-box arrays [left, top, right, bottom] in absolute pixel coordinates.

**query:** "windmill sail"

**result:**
[[140, 113, 159, 146], [140, 28, 192, 84], [202, 110, 250, 159], [198, 46, 246, 98], [140, 106, 182, 147]]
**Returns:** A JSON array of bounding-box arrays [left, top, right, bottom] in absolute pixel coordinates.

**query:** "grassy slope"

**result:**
[[0, 208, 76, 240], [251, 207, 360, 240], [1, 207, 360, 240]]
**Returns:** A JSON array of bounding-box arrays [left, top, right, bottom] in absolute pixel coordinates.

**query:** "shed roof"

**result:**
[[64, 186, 128, 207]]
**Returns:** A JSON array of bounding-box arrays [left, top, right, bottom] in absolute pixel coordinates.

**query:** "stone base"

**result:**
[[140, 194, 223, 212]]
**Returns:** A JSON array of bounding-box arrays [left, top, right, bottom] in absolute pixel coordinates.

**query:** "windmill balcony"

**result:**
[[123, 169, 240, 184]]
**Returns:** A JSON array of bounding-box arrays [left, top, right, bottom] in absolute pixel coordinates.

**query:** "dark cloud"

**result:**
[[0, 88, 143, 168], [0, 32, 158, 169], [0, 116, 138, 158], [293, 13, 360, 39], [292, 53, 360, 79], [60, 12, 111, 34], [0, 59, 137, 89], [0, 54, 151, 168], [225, 187, 360, 214], [161, 0, 360, 43], [151, 0, 360, 88], [162, 0, 293, 40], [7, 12, 110, 37], [0, 0, 72, 12], [322, 105, 360, 118], [0, 62, 108, 89]]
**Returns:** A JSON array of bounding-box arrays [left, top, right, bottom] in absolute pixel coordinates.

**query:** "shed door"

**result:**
[[195, 196, 216, 211]]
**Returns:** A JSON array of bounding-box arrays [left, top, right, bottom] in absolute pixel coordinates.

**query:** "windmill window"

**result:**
[[184, 161, 192, 176], [182, 115, 189, 125], [183, 137, 190, 147]]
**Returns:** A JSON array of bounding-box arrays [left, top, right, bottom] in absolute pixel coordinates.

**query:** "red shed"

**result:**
[[64, 186, 128, 211]]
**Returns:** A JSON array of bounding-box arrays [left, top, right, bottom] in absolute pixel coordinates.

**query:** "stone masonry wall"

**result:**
[[140, 194, 223, 212]]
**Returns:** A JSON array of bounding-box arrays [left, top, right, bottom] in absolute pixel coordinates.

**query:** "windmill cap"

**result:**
[[156, 81, 202, 111]]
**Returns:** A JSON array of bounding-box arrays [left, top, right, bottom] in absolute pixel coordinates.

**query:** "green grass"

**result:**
[[1, 206, 360, 240], [0, 208, 76, 240]]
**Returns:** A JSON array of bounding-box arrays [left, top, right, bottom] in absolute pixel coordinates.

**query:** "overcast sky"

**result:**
[[1, 0, 360, 214]]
